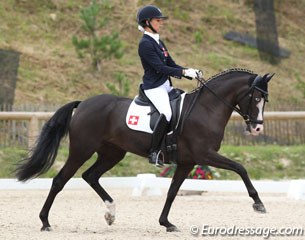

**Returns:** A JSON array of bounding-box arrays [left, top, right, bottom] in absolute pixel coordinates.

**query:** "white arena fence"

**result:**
[[1, 111, 305, 148], [0, 174, 304, 200]]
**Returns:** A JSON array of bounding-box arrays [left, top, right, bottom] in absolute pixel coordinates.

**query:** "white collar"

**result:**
[[144, 31, 160, 44]]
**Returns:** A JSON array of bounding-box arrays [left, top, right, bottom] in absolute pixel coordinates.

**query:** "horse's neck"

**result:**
[[192, 73, 249, 123], [206, 73, 250, 105]]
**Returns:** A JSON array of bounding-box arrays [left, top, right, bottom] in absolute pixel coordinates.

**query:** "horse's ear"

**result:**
[[261, 73, 268, 80], [266, 73, 275, 82]]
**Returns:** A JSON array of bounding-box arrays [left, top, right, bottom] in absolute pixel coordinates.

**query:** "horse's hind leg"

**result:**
[[39, 151, 91, 231], [82, 146, 126, 226]]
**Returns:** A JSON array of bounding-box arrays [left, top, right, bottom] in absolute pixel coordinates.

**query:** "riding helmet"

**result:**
[[137, 5, 168, 27]]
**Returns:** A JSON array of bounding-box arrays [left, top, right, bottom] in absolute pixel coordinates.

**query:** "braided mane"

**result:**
[[189, 68, 254, 93], [206, 68, 254, 82]]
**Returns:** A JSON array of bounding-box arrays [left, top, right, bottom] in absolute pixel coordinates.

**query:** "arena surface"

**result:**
[[1, 188, 304, 240]]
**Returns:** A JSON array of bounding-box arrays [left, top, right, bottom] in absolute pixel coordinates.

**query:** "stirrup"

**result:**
[[155, 150, 164, 168], [149, 150, 164, 167]]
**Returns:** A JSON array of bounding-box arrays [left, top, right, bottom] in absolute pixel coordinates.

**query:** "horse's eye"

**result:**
[[255, 97, 261, 102]]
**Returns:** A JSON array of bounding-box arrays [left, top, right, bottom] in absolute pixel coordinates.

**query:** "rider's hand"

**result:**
[[183, 68, 201, 79]]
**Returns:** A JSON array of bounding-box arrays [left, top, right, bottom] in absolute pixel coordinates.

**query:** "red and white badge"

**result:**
[[128, 115, 139, 125], [162, 47, 168, 57]]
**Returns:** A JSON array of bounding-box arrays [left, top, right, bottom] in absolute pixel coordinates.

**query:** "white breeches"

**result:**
[[144, 80, 173, 122]]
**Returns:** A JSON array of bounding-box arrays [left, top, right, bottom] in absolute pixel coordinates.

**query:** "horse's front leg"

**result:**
[[204, 151, 266, 213], [159, 164, 194, 232]]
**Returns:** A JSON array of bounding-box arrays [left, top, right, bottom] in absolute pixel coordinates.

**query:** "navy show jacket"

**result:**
[[138, 34, 184, 90]]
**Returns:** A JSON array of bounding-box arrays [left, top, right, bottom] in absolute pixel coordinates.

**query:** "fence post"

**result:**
[[28, 115, 39, 149]]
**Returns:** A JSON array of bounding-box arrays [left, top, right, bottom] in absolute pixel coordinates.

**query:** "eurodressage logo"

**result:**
[[128, 115, 139, 125], [189, 224, 305, 238]]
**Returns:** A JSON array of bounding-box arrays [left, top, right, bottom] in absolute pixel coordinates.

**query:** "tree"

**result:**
[[106, 72, 130, 97], [72, 0, 124, 71], [254, 0, 280, 64], [0, 50, 20, 110]]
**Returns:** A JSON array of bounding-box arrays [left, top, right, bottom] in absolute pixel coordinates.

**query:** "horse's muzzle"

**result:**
[[246, 123, 264, 136]]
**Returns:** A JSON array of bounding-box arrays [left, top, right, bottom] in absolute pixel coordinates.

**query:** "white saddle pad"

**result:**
[[126, 93, 186, 134]]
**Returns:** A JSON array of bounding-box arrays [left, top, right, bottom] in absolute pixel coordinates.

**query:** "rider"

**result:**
[[137, 5, 201, 167]]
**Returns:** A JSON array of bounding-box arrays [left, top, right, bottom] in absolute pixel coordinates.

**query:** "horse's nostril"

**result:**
[[256, 128, 260, 132]]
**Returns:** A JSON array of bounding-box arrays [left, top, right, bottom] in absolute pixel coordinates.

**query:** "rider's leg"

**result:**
[[144, 81, 172, 166], [148, 114, 168, 166]]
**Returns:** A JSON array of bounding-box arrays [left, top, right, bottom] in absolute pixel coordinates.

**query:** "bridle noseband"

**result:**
[[196, 73, 268, 126]]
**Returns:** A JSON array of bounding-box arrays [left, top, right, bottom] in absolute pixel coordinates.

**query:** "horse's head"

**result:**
[[237, 73, 274, 136]]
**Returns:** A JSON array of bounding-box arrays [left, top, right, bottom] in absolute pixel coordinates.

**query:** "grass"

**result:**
[[0, 146, 163, 179], [1, 145, 304, 180], [218, 145, 305, 180], [0, 0, 304, 106], [206, 52, 238, 70]]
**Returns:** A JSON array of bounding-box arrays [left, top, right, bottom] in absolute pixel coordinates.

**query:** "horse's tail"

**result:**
[[16, 101, 81, 182]]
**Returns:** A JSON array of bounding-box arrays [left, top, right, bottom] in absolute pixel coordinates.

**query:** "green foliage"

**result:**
[[153, 0, 190, 20], [207, 52, 237, 69], [295, 72, 305, 99], [72, 0, 124, 71], [105, 72, 131, 96], [0, 147, 162, 178], [194, 30, 203, 44], [1, 145, 305, 179], [217, 145, 305, 180], [0, 148, 27, 178]]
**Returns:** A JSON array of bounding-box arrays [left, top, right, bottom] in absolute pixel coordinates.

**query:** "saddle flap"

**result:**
[[126, 90, 186, 134]]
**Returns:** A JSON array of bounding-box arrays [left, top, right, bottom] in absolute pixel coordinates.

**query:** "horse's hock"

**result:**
[[0, 49, 20, 109]]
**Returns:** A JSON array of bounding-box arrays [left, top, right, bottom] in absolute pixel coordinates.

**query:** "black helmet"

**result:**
[[137, 5, 168, 27]]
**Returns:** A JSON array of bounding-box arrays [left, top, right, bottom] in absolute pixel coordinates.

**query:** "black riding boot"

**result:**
[[148, 114, 169, 167]]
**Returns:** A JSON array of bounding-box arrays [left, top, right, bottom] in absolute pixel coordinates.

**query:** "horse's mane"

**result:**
[[189, 68, 254, 93], [206, 68, 254, 82]]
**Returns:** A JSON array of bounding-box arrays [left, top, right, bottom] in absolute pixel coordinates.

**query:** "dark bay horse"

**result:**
[[16, 69, 274, 232]]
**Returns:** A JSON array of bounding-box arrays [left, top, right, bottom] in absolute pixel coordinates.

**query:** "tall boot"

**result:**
[[148, 114, 169, 167]]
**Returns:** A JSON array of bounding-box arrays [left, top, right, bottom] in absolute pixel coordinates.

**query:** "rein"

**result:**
[[195, 74, 263, 125], [179, 71, 267, 134]]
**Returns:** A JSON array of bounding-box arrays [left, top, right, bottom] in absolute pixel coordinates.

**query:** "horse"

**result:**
[[15, 68, 274, 232]]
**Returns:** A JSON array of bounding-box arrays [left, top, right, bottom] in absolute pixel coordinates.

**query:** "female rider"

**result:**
[[137, 5, 201, 166]]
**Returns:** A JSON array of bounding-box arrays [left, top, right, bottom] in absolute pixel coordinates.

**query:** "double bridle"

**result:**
[[195, 74, 268, 126]]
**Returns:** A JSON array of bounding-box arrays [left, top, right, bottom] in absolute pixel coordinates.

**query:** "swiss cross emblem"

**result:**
[[128, 115, 139, 125]]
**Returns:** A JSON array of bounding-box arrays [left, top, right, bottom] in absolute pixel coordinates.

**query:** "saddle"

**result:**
[[126, 85, 186, 164], [135, 84, 184, 132]]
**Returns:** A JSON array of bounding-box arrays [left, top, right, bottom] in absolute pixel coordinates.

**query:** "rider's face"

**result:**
[[147, 18, 164, 33]]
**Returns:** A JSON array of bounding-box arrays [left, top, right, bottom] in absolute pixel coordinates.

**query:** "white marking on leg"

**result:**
[[105, 200, 116, 216], [104, 200, 116, 225]]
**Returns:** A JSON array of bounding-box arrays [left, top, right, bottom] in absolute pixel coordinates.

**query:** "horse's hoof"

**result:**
[[41, 226, 52, 231], [253, 203, 266, 213], [104, 211, 115, 225], [166, 226, 179, 232]]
